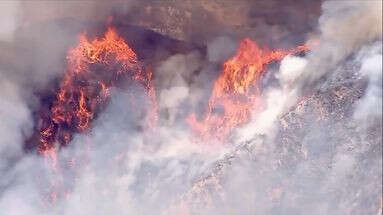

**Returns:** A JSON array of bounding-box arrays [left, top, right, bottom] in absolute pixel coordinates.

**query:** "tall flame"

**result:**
[[187, 39, 308, 142], [38, 27, 157, 164], [31, 24, 312, 205]]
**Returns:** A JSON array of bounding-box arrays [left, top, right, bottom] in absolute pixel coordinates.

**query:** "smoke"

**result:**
[[181, 38, 382, 213], [236, 55, 308, 142], [296, 0, 382, 94], [353, 41, 382, 127], [0, 4, 35, 207], [182, 1, 382, 214], [0, 90, 226, 215], [53, 92, 205, 214], [207, 37, 238, 63], [0, 74, 33, 176], [0, 0, 381, 215], [0, 0, 135, 91], [238, 0, 382, 141], [156, 51, 203, 124], [0, 1, 19, 42]]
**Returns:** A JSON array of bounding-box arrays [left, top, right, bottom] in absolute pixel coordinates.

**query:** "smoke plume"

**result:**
[[0, 1, 381, 215]]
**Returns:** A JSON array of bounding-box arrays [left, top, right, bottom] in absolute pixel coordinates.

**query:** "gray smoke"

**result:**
[[0, 0, 381, 214], [176, 1, 382, 214], [353, 42, 382, 127], [296, 0, 382, 94]]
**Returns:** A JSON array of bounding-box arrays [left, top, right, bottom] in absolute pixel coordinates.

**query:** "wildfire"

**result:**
[[38, 27, 157, 159], [34, 25, 308, 204], [37, 27, 309, 159], [187, 39, 308, 143]]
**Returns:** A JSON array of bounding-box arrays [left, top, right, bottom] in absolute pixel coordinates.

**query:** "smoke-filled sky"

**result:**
[[0, 1, 382, 214]]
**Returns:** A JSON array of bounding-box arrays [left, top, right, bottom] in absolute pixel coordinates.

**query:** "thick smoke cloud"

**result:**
[[203, 42, 382, 214], [353, 42, 382, 127], [239, 0, 382, 140], [156, 51, 203, 124], [0, 1, 381, 215], [181, 1, 382, 214], [0, 4, 36, 213], [296, 0, 382, 94], [0, 74, 33, 182], [50, 91, 222, 214], [0, 0, 135, 91]]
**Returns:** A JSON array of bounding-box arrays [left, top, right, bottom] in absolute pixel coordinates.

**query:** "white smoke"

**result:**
[[0, 75, 33, 175], [0, 1, 19, 42], [238, 0, 382, 142], [296, 0, 382, 93], [0, 0, 381, 214], [156, 52, 203, 124], [236, 55, 308, 142], [353, 41, 382, 126], [188, 1, 382, 214]]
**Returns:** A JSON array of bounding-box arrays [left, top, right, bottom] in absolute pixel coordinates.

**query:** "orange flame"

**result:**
[[187, 39, 309, 143], [38, 27, 157, 156], [37, 27, 158, 203]]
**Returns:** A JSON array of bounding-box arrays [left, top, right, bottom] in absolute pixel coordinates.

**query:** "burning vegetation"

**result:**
[[187, 39, 309, 142], [29, 25, 311, 205], [37, 28, 158, 166], [35, 25, 309, 162], [0, 1, 381, 214]]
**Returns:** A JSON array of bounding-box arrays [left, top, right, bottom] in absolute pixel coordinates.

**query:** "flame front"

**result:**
[[187, 39, 308, 142], [38, 30, 307, 157], [38, 27, 157, 165], [34, 26, 309, 203]]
